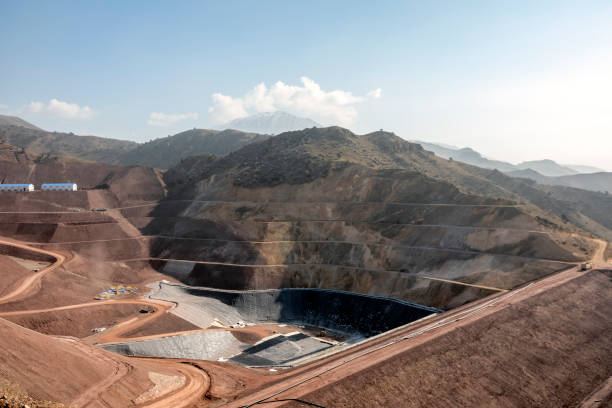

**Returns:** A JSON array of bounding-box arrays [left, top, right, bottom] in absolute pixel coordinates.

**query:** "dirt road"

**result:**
[[33, 235, 579, 264], [420, 276, 508, 291], [591, 239, 608, 267], [0, 237, 209, 408], [0, 238, 65, 305]]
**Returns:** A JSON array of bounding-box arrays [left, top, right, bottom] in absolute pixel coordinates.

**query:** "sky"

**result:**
[[1, 1, 611, 170]]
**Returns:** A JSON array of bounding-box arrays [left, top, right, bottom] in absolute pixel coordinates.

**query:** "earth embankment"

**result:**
[[279, 269, 612, 408]]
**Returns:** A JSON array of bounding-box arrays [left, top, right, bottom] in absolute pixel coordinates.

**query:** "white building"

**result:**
[[0, 184, 34, 192], [41, 183, 78, 191]]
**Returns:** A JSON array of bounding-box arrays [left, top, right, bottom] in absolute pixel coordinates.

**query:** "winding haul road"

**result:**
[[0, 238, 65, 305], [0, 237, 211, 408]]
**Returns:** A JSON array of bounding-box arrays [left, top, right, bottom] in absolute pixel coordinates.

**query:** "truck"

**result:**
[[580, 262, 593, 271]]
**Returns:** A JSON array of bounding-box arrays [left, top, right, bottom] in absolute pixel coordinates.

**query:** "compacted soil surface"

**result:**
[[2, 303, 155, 338], [280, 270, 612, 408]]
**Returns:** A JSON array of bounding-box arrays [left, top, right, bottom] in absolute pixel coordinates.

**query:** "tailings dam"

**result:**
[[101, 282, 440, 366]]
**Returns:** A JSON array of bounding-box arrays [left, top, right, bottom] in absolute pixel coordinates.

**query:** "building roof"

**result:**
[[0, 184, 33, 186], [41, 183, 76, 186]]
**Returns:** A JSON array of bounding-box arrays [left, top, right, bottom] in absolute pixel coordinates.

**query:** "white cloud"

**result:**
[[367, 88, 382, 99], [207, 94, 248, 124], [0, 104, 8, 110], [208, 77, 382, 126], [24, 98, 94, 119], [147, 112, 199, 127]]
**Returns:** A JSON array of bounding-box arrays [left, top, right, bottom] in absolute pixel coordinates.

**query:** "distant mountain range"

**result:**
[[222, 111, 320, 134], [508, 169, 612, 194], [562, 164, 604, 174], [414, 140, 604, 177], [414, 141, 517, 172], [1, 114, 608, 194]]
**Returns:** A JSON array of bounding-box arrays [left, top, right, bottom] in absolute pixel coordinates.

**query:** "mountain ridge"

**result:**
[[509, 168, 612, 194], [115, 128, 269, 169], [222, 111, 320, 134], [166, 126, 612, 241], [413, 139, 603, 176], [0, 114, 42, 130]]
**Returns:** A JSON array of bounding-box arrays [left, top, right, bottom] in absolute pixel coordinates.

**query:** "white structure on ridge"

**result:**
[[0, 184, 35, 192], [41, 183, 78, 191]]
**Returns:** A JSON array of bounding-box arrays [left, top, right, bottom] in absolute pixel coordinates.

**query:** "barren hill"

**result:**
[[0, 114, 41, 130], [115, 128, 269, 169], [0, 124, 137, 163], [126, 127, 610, 309], [166, 127, 612, 240], [0, 120, 269, 170]]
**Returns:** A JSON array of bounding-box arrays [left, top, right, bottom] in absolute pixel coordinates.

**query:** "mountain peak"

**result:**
[[222, 111, 320, 135], [0, 115, 42, 130]]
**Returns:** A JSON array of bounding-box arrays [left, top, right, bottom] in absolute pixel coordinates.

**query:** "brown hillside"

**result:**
[[282, 270, 612, 408], [133, 127, 607, 309], [0, 317, 114, 403], [0, 141, 165, 204], [0, 115, 41, 130], [0, 124, 137, 163], [1, 121, 270, 169], [115, 128, 269, 169], [0, 317, 195, 406]]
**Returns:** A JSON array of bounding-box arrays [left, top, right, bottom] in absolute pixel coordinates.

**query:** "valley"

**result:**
[[0, 126, 610, 407]]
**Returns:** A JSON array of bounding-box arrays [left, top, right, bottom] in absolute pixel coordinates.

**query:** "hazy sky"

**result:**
[[1, 1, 611, 170]]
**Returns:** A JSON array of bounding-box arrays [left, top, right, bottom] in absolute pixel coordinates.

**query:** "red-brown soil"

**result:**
[[0, 253, 171, 312], [0, 314, 211, 408], [1, 225, 610, 407], [277, 270, 612, 408], [0, 255, 32, 297], [2, 303, 153, 338], [0, 317, 116, 403]]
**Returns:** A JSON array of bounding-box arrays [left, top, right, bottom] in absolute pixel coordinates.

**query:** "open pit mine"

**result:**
[[0, 128, 611, 408]]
